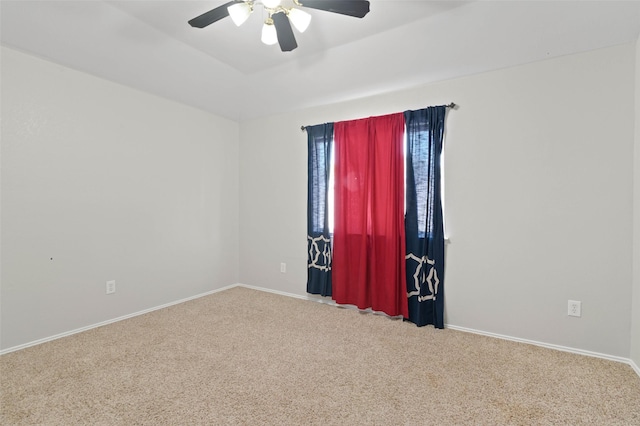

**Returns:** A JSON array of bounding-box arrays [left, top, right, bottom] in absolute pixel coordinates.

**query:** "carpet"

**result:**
[[2, 286, 639, 425]]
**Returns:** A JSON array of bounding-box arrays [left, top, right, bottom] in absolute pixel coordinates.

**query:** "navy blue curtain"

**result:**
[[404, 106, 446, 328], [307, 123, 334, 296]]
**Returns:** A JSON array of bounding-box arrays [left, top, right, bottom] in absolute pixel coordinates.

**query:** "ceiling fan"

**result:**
[[188, 0, 371, 52]]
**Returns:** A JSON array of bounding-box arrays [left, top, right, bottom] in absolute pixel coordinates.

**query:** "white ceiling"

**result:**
[[2, 0, 640, 121]]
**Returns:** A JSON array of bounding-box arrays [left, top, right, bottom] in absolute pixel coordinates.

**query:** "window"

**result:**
[[306, 106, 448, 328], [324, 130, 445, 238]]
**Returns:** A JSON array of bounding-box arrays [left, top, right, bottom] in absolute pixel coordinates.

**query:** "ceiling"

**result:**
[[2, 0, 640, 121]]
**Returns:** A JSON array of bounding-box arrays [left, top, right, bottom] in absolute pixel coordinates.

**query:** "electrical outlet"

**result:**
[[280, 263, 286, 273], [568, 300, 581, 317], [106, 280, 116, 295]]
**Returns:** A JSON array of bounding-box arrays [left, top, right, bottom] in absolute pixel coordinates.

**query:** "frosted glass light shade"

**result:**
[[288, 8, 311, 33], [228, 2, 252, 26], [262, 0, 281, 8], [261, 22, 278, 45]]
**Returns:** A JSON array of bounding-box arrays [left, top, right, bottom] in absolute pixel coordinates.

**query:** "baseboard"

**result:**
[[236, 283, 318, 303], [237, 283, 640, 379], [236, 283, 404, 317], [4, 282, 640, 381], [445, 324, 634, 367], [0, 284, 238, 356]]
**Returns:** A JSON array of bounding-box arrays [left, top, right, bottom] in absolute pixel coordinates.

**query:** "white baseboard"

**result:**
[[237, 283, 640, 379], [3, 282, 640, 381], [236, 283, 404, 317], [237, 283, 317, 302], [445, 324, 634, 367], [0, 284, 237, 356]]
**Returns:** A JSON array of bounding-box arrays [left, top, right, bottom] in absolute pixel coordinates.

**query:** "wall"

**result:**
[[1, 47, 240, 350], [631, 35, 640, 369], [239, 43, 636, 358]]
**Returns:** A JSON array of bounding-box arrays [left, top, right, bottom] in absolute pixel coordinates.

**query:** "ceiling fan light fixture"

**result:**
[[228, 2, 253, 27], [262, 0, 281, 9], [188, 0, 370, 52], [261, 20, 278, 45], [288, 8, 311, 33]]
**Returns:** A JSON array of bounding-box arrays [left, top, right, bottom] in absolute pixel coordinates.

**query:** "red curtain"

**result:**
[[332, 113, 408, 318]]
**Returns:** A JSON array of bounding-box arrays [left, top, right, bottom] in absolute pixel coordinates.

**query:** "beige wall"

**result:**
[[2, 41, 638, 362], [631, 35, 640, 369], [1, 47, 240, 350], [239, 43, 636, 357]]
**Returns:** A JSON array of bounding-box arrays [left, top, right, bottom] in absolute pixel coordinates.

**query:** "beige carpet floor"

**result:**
[[1, 286, 639, 425]]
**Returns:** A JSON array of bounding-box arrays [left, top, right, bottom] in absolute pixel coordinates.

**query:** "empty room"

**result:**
[[2, 0, 640, 424]]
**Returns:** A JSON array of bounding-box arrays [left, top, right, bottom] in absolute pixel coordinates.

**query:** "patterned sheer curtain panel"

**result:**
[[306, 123, 334, 297], [404, 106, 447, 328]]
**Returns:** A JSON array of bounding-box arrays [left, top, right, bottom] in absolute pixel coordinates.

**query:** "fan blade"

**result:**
[[297, 0, 370, 18], [188, 1, 241, 28], [272, 12, 297, 52]]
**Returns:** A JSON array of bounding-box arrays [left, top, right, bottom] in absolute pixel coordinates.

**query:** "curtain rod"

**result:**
[[300, 103, 456, 131]]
